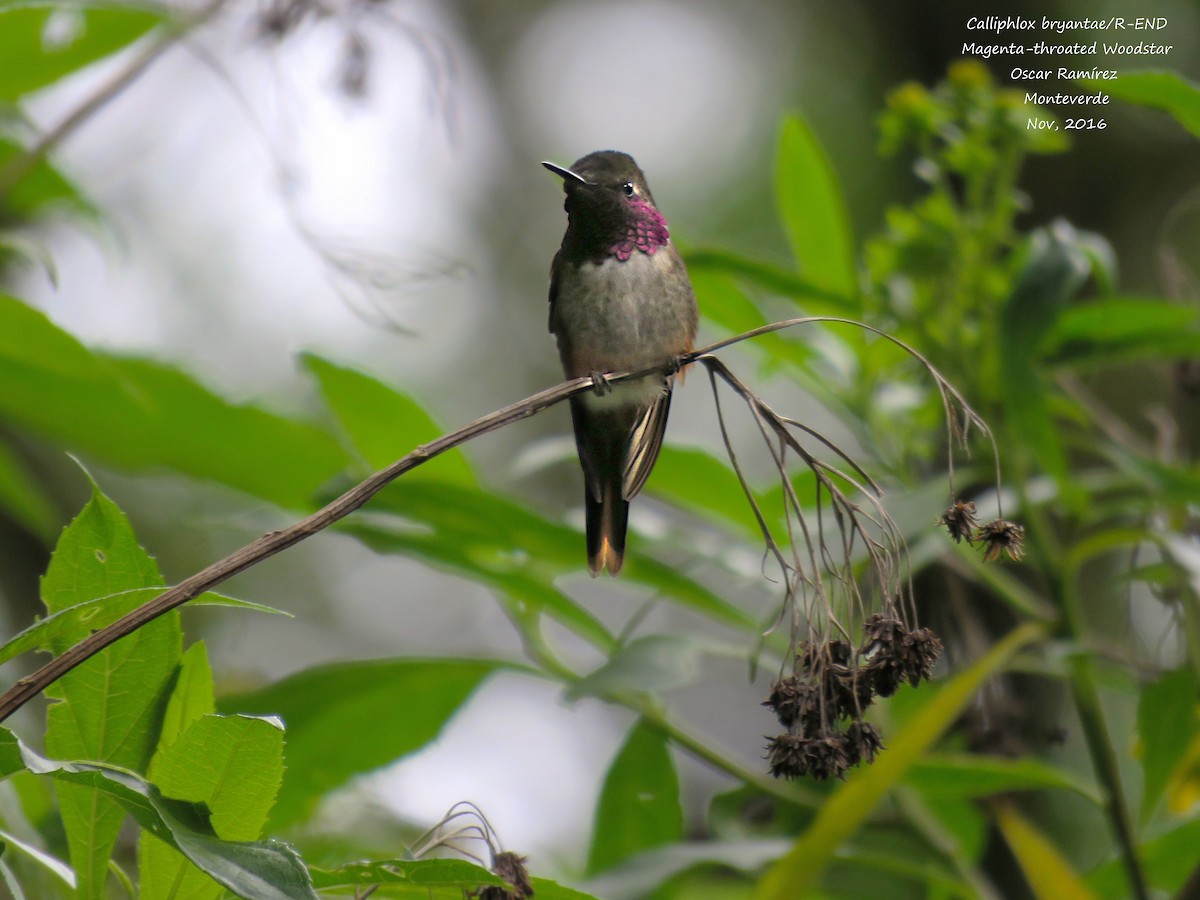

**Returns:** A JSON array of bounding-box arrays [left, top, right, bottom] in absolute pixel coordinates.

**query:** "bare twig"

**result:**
[[0, 315, 995, 723]]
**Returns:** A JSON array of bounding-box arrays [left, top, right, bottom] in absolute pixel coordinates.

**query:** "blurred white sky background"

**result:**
[[12, 0, 807, 873]]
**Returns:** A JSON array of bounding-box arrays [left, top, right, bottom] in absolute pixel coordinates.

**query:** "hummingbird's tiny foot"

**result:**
[[663, 355, 683, 377], [589, 370, 612, 396]]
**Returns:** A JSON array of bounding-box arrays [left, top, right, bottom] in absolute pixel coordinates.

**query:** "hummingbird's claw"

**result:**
[[589, 370, 612, 396]]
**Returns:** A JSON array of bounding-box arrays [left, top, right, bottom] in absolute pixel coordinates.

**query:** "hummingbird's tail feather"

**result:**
[[586, 485, 628, 577]]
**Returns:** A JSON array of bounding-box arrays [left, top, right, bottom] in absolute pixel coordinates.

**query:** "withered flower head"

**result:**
[[830, 666, 875, 718], [977, 519, 1025, 562], [938, 499, 979, 544], [863, 614, 905, 649], [765, 733, 850, 781], [863, 615, 942, 694], [763, 677, 820, 730], [470, 851, 534, 900], [844, 721, 885, 767], [493, 852, 533, 899], [903, 627, 942, 686]]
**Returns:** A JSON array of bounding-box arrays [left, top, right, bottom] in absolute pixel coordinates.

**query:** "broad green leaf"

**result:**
[[905, 753, 1101, 804], [156, 641, 217, 755], [587, 718, 683, 875], [139, 714, 285, 900], [0, 827, 75, 889], [584, 839, 792, 900], [754, 622, 1046, 899], [1042, 297, 1200, 368], [220, 658, 505, 830], [774, 114, 857, 297], [649, 445, 765, 539], [0, 2, 165, 101], [0, 588, 285, 669], [0, 138, 93, 221], [998, 226, 1091, 496], [41, 482, 181, 899], [0, 295, 346, 508], [684, 247, 856, 313], [349, 479, 754, 635], [1083, 70, 1200, 139], [569, 636, 706, 701], [992, 800, 1097, 900], [1, 728, 316, 900], [0, 436, 57, 540], [1138, 667, 1198, 822], [309, 858, 598, 899], [303, 353, 475, 484]]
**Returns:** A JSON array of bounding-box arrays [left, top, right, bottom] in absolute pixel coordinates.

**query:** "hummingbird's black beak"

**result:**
[[542, 161, 588, 185]]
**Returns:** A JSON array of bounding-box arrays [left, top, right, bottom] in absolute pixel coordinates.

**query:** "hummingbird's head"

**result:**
[[543, 151, 668, 260]]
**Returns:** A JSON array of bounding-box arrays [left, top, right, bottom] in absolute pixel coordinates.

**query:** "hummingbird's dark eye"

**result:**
[[622, 182, 635, 197]]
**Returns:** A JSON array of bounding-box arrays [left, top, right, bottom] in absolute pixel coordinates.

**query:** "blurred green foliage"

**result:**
[[0, 5, 1199, 899]]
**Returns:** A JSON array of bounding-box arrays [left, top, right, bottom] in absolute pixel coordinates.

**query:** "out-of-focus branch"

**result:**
[[0, 0, 228, 198]]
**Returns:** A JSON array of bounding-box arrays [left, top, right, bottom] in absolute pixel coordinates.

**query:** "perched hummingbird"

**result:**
[[543, 151, 699, 577]]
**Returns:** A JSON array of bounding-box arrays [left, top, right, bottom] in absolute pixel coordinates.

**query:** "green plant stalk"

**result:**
[[754, 620, 1047, 899], [894, 785, 1000, 900], [1062, 528, 1151, 900]]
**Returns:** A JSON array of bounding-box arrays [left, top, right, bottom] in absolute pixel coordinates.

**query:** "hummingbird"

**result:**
[[543, 150, 699, 577]]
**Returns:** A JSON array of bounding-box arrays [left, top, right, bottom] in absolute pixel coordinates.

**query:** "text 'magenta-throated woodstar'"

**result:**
[[544, 151, 699, 576]]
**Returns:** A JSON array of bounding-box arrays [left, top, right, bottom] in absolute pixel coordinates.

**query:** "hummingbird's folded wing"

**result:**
[[621, 389, 673, 501]]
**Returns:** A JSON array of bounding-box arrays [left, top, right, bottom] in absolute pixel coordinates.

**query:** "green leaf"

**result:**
[[1138, 667, 1198, 822], [753, 622, 1047, 899], [649, 445, 764, 539], [220, 658, 504, 830], [41, 481, 181, 899], [0, 588, 285, 669], [156, 641, 217, 754], [999, 226, 1091, 495], [1083, 70, 1200, 139], [684, 247, 856, 313], [303, 353, 475, 484], [348, 479, 754, 637], [774, 114, 857, 297], [905, 753, 1101, 804], [0, 827, 75, 889], [0, 436, 58, 540], [569, 636, 705, 701], [584, 839, 792, 900], [992, 800, 1097, 900], [587, 718, 683, 875], [139, 714, 285, 900], [1, 728, 316, 900], [0, 1, 165, 101], [1042, 297, 1200, 368], [309, 858, 598, 899], [0, 138, 93, 221], [0, 295, 346, 508]]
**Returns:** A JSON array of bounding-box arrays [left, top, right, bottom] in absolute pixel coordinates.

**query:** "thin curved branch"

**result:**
[[0, 315, 993, 722]]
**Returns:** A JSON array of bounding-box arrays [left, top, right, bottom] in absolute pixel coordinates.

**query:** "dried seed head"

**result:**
[[470, 851, 534, 899], [863, 615, 942, 694], [492, 851, 533, 899], [938, 499, 979, 544], [977, 519, 1025, 562], [765, 733, 851, 781], [763, 677, 821, 730], [844, 721, 885, 767]]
